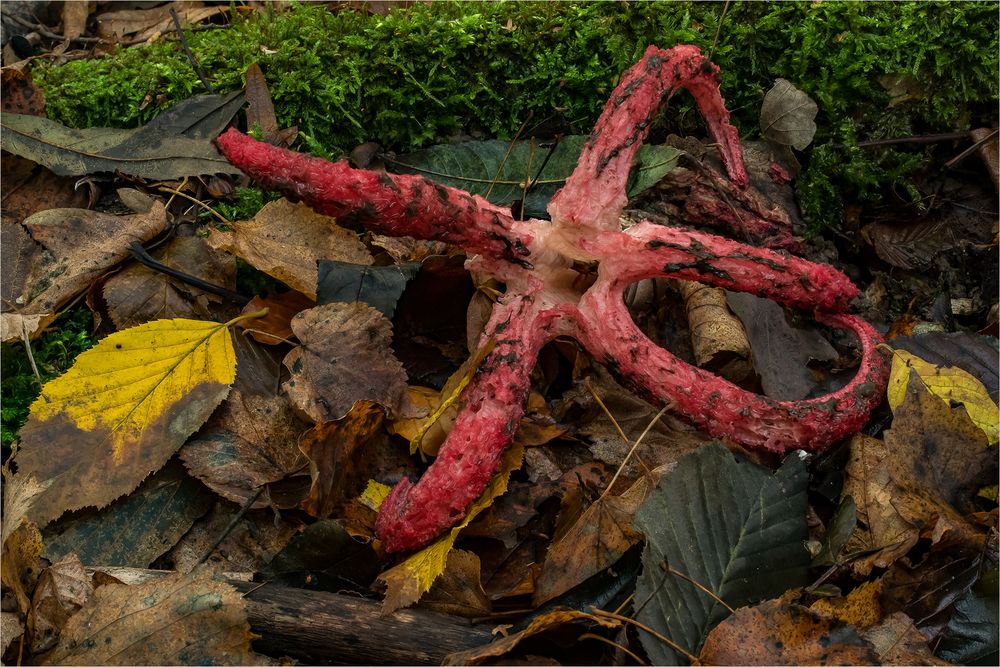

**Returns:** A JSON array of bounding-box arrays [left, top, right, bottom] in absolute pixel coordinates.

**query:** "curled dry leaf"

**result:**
[[859, 612, 950, 665], [673, 280, 752, 381], [237, 290, 315, 344], [207, 199, 372, 299], [283, 302, 408, 422], [1, 519, 44, 615], [29, 553, 94, 654]]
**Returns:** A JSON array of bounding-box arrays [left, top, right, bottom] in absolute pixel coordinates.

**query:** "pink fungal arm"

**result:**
[[217, 44, 891, 554]]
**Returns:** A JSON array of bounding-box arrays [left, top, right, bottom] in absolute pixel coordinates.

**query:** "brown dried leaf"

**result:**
[[61, 1, 91, 39], [861, 218, 952, 269], [3, 161, 89, 231], [41, 567, 257, 665], [283, 303, 408, 421], [860, 612, 950, 665], [29, 554, 94, 654], [180, 389, 309, 507], [699, 597, 878, 665], [843, 378, 994, 575], [1, 519, 44, 615], [207, 199, 372, 299], [809, 578, 884, 630], [299, 401, 386, 519], [673, 281, 751, 381], [244, 63, 279, 143], [1, 68, 45, 116], [760, 78, 818, 151], [103, 236, 237, 328], [418, 549, 491, 618], [236, 290, 315, 344], [14, 200, 168, 337], [94, 1, 226, 43]]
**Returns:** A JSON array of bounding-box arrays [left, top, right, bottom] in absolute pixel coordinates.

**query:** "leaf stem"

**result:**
[[590, 608, 699, 665]]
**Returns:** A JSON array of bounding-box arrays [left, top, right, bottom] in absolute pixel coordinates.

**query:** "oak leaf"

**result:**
[[14, 317, 240, 528]]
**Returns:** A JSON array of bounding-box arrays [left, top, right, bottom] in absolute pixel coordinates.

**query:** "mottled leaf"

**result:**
[[760, 79, 818, 150], [316, 260, 420, 318]]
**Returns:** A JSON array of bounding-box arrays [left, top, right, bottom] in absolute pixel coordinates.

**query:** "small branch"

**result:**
[[127, 241, 250, 304], [170, 8, 214, 93], [831, 131, 970, 149]]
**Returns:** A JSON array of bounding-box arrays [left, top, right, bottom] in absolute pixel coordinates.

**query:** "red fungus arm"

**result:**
[[375, 296, 560, 553], [548, 44, 748, 233], [216, 129, 535, 266]]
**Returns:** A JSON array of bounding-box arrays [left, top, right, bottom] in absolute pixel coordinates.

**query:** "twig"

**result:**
[[590, 608, 699, 665], [598, 404, 670, 503], [128, 241, 250, 304], [659, 560, 735, 614], [944, 128, 998, 169], [578, 632, 648, 665], [194, 486, 266, 566], [832, 131, 970, 150], [485, 110, 534, 201], [708, 1, 731, 60], [170, 8, 213, 94], [152, 183, 231, 225]]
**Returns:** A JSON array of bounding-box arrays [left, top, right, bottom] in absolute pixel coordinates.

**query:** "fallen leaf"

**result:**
[[2, 157, 89, 227], [1, 519, 44, 615], [843, 377, 994, 575], [14, 317, 240, 528], [41, 460, 215, 568], [9, 199, 168, 337], [726, 292, 838, 400], [316, 260, 420, 318], [1, 313, 46, 342], [40, 566, 257, 666], [809, 578, 884, 630], [673, 281, 751, 380], [244, 63, 280, 143], [283, 302, 408, 421], [103, 236, 238, 329], [1, 611, 23, 656], [417, 549, 491, 618], [699, 596, 878, 665], [633, 444, 810, 664], [377, 441, 524, 614], [299, 401, 386, 519], [29, 553, 94, 654], [442, 608, 620, 666], [236, 290, 315, 344], [859, 612, 949, 665], [935, 568, 999, 665], [0, 92, 243, 180], [887, 348, 998, 444], [207, 198, 372, 299], [1, 68, 45, 116], [890, 331, 998, 400], [533, 472, 655, 606], [0, 219, 43, 310], [181, 389, 309, 507], [61, 1, 90, 39], [760, 78, 818, 150]]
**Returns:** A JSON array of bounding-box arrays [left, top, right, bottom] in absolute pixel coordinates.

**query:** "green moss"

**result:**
[[1, 307, 96, 453], [32, 1, 998, 230]]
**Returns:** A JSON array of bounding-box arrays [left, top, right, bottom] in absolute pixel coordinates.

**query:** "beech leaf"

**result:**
[[887, 348, 999, 444], [389, 136, 681, 218], [760, 78, 818, 150], [316, 260, 420, 318], [14, 317, 240, 528], [633, 444, 810, 664], [0, 93, 244, 180]]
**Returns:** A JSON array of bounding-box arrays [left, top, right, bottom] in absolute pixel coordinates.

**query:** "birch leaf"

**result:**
[[760, 79, 818, 150], [14, 317, 240, 528]]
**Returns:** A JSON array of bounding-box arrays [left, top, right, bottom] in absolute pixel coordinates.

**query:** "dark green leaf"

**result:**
[[388, 137, 681, 218], [262, 519, 380, 593], [0, 92, 244, 180], [316, 260, 420, 318], [42, 460, 214, 567], [812, 495, 857, 567], [936, 569, 1000, 665], [633, 443, 810, 664]]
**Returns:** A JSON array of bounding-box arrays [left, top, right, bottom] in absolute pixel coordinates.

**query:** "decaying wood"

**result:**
[[89, 567, 494, 665]]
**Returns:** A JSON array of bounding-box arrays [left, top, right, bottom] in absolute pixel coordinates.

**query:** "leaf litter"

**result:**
[[1, 13, 997, 665]]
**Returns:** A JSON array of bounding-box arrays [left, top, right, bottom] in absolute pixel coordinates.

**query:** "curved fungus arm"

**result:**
[[375, 296, 557, 553], [548, 44, 748, 233], [216, 129, 534, 265]]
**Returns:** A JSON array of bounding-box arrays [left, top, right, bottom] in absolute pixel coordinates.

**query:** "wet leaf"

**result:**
[[843, 378, 994, 575], [417, 549, 491, 618], [633, 444, 810, 664], [726, 292, 838, 400], [29, 553, 93, 654], [376, 441, 524, 614], [262, 519, 380, 593], [6, 197, 168, 338], [890, 331, 998, 400], [0, 93, 243, 180], [810, 495, 857, 567], [103, 236, 237, 329], [41, 567, 257, 666], [887, 348, 998, 444], [760, 78, 818, 150], [316, 260, 420, 318], [699, 596, 877, 665], [283, 302, 408, 421], [389, 136, 680, 218], [42, 460, 215, 567], [181, 390, 309, 507], [299, 401, 386, 519], [936, 568, 1000, 665], [207, 198, 372, 299], [14, 317, 239, 528]]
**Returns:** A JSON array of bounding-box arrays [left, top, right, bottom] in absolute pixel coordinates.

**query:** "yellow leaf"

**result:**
[[359, 480, 392, 511], [887, 349, 998, 445], [14, 317, 243, 528], [377, 440, 525, 614]]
